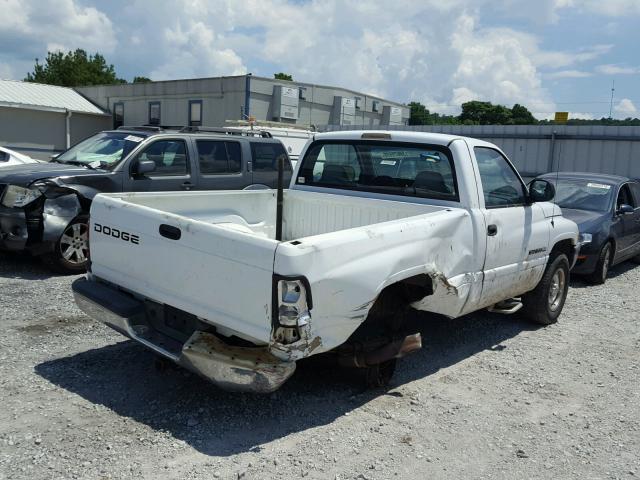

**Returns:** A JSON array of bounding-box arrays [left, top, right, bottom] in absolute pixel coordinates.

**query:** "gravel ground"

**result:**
[[1, 252, 639, 480]]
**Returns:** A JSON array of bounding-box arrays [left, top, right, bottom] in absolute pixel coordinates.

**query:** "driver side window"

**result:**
[[135, 140, 188, 176], [617, 184, 636, 209], [475, 147, 526, 208]]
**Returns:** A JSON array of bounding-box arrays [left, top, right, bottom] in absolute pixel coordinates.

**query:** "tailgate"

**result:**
[[88, 195, 277, 344]]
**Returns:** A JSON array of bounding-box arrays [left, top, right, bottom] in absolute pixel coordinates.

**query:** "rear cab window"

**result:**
[[296, 140, 458, 201]]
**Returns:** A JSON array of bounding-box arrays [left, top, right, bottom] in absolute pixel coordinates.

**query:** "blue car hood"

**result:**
[[560, 208, 610, 233]]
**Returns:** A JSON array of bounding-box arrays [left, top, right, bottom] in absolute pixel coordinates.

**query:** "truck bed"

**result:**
[[111, 189, 440, 240], [88, 190, 450, 345]]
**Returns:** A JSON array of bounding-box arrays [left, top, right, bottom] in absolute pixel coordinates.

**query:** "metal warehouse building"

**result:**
[[0, 79, 112, 160], [76, 74, 410, 129]]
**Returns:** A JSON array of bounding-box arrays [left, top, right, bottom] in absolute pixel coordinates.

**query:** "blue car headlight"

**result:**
[[578, 233, 592, 246]]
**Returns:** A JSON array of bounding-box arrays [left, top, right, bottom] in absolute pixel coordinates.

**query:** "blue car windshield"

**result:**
[[56, 132, 146, 168], [551, 179, 614, 212]]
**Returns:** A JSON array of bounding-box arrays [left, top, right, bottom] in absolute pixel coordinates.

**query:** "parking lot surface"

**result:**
[[1, 252, 638, 480]]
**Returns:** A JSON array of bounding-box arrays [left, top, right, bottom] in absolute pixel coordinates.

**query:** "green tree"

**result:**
[[459, 101, 514, 124], [408, 101, 430, 125], [25, 49, 125, 87], [459, 101, 493, 124], [132, 76, 152, 83], [408, 101, 460, 125], [274, 72, 293, 81], [511, 103, 537, 124]]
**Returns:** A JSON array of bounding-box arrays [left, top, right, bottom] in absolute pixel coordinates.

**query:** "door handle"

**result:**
[[181, 181, 193, 191], [159, 224, 181, 240], [487, 224, 498, 236]]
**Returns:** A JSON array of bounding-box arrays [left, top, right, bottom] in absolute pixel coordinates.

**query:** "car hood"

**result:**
[[559, 208, 610, 233], [0, 162, 99, 187]]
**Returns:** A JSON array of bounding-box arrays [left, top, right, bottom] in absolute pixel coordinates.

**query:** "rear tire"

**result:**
[[41, 216, 90, 274], [522, 253, 570, 325], [586, 242, 612, 285]]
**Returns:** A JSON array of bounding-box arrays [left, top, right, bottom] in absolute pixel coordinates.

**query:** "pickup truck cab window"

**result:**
[[297, 141, 458, 201], [474, 147, 526, 208], [197, 140, 241, 174]]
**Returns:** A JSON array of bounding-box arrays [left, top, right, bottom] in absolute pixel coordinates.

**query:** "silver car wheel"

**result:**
[[548, 268, 566, 312], [59, 222, 89, 265]]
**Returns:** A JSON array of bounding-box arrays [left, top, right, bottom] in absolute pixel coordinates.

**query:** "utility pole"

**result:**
[[609, 80, 615, 119]]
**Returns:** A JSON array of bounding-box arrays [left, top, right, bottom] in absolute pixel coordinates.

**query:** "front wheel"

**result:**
[[586, 242, 612, 285], [522, 253, 570, 325], [41, 217, 90, 274]]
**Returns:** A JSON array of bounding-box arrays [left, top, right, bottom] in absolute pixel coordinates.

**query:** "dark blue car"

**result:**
[[537, 172, 640, 284]]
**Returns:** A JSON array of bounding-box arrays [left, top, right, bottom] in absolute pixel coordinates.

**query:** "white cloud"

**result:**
[[149, 20, 246, 80], [0, 0, 116, 54], [546, 70, 592, 79], [614, 98, 638, 117], [534, 44, 612, 69], [558, 0, 640, 16], [596, 64, 640, 75], [449, 16, 555, 117]]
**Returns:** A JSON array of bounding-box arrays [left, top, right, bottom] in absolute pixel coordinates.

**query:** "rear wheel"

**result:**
[[522, 253, 570, 325], [41, 217, 89, 274], [348, 289, 406, 389], [586, 242, 612, 285], [364, 359, 397, 388]]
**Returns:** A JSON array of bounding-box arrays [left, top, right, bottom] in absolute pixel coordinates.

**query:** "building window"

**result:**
[[113, 102, 124, 128], [189, 100, 202, 127], [372, 100, 380, 113], [148, 102, 161, 126]]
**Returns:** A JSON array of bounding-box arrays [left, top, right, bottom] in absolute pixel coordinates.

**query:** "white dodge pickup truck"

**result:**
[[73, 131, 583, 393]]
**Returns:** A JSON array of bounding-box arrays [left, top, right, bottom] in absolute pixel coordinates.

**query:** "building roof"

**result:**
[[0, 79, 106, 115]]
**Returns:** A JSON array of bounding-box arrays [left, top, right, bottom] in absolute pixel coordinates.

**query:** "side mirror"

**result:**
[[49, 153, 59, 161], [617, 204, 634, 215], [528, 179, 555, 203], [133, 160, 156, 176]]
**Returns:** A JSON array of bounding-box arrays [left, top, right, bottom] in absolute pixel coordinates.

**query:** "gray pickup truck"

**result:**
[[0, 126, 292, 272]]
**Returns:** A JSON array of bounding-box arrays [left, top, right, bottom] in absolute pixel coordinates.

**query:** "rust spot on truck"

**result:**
[[428, 271, 458, 296]]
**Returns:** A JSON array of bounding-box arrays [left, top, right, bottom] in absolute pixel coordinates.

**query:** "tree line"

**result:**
[[23, 49, 640, 126], [408, 101, 640, 126]]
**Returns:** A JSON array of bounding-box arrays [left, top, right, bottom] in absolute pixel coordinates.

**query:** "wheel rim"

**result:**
[[59, 222, 89, 265], [548, 268, 566, 312], [602, 247, 610, 281]]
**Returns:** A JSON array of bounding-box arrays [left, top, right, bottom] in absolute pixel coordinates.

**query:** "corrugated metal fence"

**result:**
[[320, 124, 640, 178]]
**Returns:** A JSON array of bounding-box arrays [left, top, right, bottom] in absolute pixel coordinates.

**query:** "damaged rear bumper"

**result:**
[[72, 278, 296, 393]]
